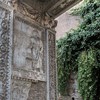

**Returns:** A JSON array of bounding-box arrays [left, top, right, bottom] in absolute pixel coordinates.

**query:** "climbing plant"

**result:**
[[78, 48, 100, 100], [57, 0, 100, 99]]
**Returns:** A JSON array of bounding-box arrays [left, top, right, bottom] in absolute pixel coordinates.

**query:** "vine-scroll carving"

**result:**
[[0, 6, 11, 99], [48, 31, 57, 100]]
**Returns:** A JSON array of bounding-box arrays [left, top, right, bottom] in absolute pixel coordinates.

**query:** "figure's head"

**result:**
[[30, 29, 41, 41]]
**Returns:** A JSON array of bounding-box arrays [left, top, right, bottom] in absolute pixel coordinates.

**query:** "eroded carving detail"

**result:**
[[48, 31, 57, 100], [17, 2, 58, 29], [12, 16, 46, 100], [13, 17, 45, 81], [10, 0, 57, 29], [26, 30, 43, 73], [11, 80, 31, 100], [0, 0, 11, 5], [42, 14, 58, 29], [9, 0, 18, 9], [14, 23, 43, 72], [27, 82, 46, 100], [10, 0, 41, 22], [0, 6, 11, 99]]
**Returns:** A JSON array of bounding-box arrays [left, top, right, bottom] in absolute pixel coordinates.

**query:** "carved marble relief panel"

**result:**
[[12, 14, 47, 100], [13, 15, 46, 81], [0, 3, 13, 100], [14, 17, 43, 72], [48, 30, 57, 100]]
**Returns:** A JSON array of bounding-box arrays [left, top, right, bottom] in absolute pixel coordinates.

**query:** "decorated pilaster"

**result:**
[[0, 1, 13, 100], [46, 29, 57, 100]]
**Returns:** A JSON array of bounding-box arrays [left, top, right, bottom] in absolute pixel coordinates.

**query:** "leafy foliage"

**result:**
[[78, 48, 100, 100], [57, 0, 100, 98]]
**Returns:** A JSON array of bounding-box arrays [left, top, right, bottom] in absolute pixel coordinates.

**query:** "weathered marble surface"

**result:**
[[11, 80, 31, 100], [0, 1, 57, 99], [0, 0, 10, 4], [48, 30, 57, 100], [0, 3, 13, 100], [14, 17, 43, 73], [27, 82, 46, 100], [11, 14, 47, 100], [13, 16, 46, 81]]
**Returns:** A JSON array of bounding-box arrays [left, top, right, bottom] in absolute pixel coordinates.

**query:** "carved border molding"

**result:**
[[14, 13, 44, 30], [12, 69, 46, 82], [12, 76, 39, 83], [46, 29, 57, 100], [48, 30, 57, 100], [0, 2, 13, 100]]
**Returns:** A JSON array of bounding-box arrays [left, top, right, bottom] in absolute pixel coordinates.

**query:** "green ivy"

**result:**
[[57, 0, 100, 99], [78, 48, 100, 100]]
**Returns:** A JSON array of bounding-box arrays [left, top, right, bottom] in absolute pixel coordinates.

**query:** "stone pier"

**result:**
[[0, 0, 82, 99]]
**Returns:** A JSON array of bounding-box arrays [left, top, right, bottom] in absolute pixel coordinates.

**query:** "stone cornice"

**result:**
[[8, 0, 82, 30], [47, 0, 83, 18], [10, 0, 58, 30], [1, 0, 82, 18]]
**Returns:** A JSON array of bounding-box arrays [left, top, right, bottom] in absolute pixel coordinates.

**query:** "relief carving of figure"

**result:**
[[14, 20, 43, 74], [26, 30, 43, 73]]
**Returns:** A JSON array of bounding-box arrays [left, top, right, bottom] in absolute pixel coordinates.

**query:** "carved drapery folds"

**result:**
[[42, 14, 58, 29], [0, 6, 12, 100]]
